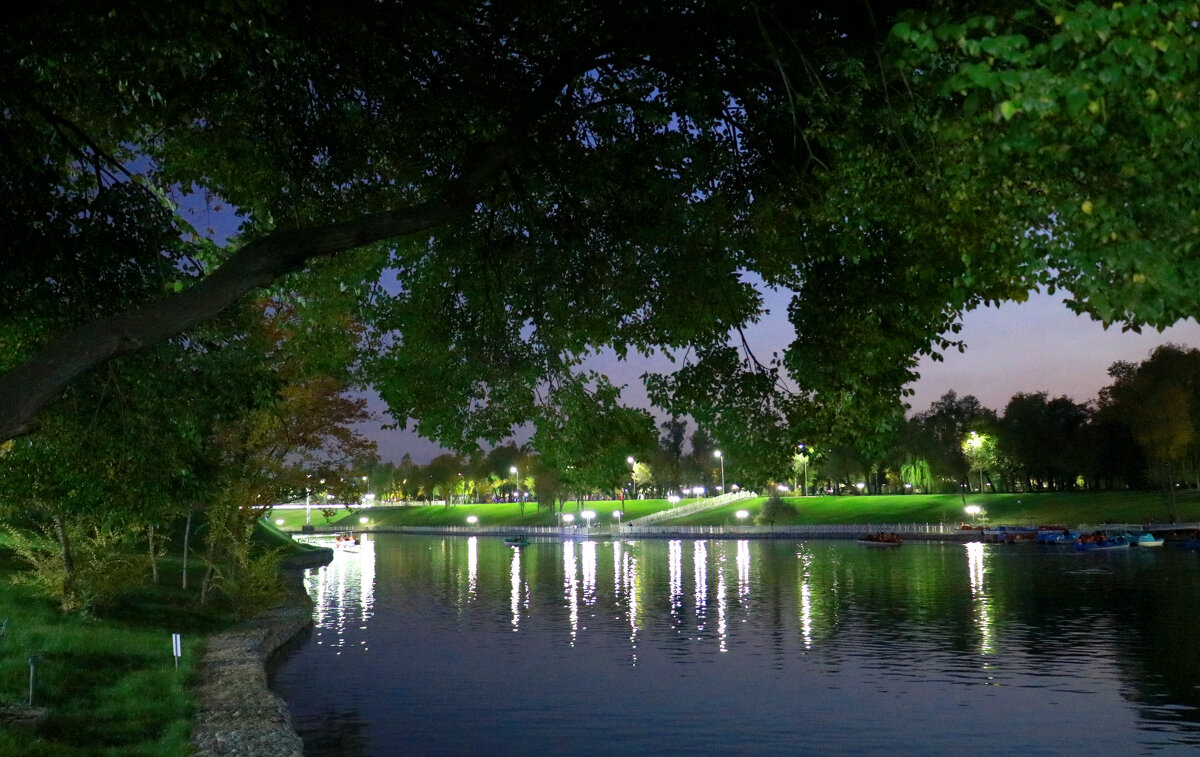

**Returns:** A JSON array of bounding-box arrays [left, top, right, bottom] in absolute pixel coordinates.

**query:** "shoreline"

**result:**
[[190, 547, 332, 757]]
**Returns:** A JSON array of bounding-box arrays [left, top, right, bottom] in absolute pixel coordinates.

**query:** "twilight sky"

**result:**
[[366, 289, 1200, 463]]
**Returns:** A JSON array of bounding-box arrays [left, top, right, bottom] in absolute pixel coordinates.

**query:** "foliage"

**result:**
[[4, 521, 145, 614], [5, 0, 1198, 466], [755, 495, 796, 526]]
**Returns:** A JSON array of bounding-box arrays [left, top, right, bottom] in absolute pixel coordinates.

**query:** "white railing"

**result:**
[[619, 522, 963, 538], [624, 490, 758, 526]]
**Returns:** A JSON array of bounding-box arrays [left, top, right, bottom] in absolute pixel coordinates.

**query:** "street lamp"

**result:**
[[714, 450, 725, 497], [626, 456, 636, 501], [582, 510, 596, 528], [735, 509, 749, 523], [466, 515, 478, 525], [798, 443, 808, 497], [510, 465, 519, 503], [613, 510, 622, 527]]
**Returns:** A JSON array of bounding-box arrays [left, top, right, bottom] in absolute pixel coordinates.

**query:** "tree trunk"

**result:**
[[182, 511, 192, 590], [53, 515, 75, 604], [148, 525, 159, 584], [0, 141, 519, 443]]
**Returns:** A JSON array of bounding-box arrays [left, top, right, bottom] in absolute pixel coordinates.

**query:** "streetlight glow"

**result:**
[[735, 509, 749, 521], [714, 450, 725, 495], [466, 515, 478, 525]]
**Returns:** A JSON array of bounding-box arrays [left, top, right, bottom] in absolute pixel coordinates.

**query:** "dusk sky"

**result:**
[[366, 288, 1200, 464]]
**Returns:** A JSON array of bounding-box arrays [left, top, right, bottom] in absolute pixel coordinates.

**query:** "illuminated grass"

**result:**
[[0, 548, 235, 756], [270, 490, 1200, 530]]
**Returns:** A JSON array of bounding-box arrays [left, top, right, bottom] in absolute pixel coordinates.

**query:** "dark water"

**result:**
[[268, 535, 1200, 755]]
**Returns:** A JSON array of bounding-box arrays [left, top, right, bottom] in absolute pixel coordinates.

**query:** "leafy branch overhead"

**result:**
[[2, 0, 1198, 452]]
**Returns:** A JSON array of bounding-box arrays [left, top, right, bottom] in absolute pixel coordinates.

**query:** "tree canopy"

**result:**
[[2, 0, 1198, 464]]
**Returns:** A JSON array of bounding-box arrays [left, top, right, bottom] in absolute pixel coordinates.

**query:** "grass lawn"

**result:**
[[272, 490, 1200, 531], [674, 490, 1200, 527], [0, 547, 237, 757], [267, 497, 705, 530]]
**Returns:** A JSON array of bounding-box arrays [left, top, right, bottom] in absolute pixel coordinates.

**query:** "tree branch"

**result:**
[[0, 141, 520, 441]]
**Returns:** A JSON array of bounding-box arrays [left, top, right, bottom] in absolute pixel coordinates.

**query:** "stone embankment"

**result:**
[[190, 548, 331, 757]]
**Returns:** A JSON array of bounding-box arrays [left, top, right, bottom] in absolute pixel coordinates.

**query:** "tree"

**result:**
[[1100, 345, 1200, 520], [4, 0, 1199, 467], [998, 393, 1090, 492], [911, 392, 998, 492], [961, 431, 998, 493]]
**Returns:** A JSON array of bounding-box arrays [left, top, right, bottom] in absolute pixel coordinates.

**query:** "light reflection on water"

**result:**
[[272, 535, 1200, 756]]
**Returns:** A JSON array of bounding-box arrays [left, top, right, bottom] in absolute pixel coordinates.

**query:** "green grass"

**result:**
[[673, 490, 1200, 527], [0, 547, 237, 757], [271, 490, 1200, 531], [267, 497, 702, 530]]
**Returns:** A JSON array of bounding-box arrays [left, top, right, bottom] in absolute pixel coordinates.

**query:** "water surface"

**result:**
[[269, 535, 1200, 755]]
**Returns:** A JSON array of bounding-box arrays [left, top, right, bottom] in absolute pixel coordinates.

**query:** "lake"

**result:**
[[268, 534, 1200, 755]]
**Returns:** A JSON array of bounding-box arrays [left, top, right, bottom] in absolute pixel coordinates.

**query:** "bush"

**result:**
[[755, 496, 796, 526]]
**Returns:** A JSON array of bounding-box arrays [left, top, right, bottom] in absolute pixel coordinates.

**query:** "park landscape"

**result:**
[[3, 1, 1200, 754]]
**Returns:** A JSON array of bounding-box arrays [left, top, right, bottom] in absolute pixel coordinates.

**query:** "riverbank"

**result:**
[[274, 490, 1200, 536], [190, 547, 332, 757]]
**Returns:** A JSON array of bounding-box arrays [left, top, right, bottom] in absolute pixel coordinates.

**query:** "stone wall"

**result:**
[[190, 548, 332, 756]]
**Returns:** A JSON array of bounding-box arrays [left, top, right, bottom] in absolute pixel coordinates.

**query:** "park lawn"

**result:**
[[670, 490, 1200, 527], [267, 490, 1200, 532], [269, 498, 704, 530], [0, 547, 236, 757]]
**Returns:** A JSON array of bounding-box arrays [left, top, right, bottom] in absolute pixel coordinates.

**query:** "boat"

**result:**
[[984, 525, 1038, 543], [1074, 531, 1130, 552], [1130, 532, 1164, 547], [856, 532, 903, 547], [504, 536, 530, 547], [1036, 528, 1080, 545]]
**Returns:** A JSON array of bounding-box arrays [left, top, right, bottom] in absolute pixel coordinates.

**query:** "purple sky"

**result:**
[[365, 290, 1200, 463]]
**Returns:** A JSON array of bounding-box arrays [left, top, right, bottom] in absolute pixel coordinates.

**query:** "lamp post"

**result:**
[[510, 465, 519, 503], [714, 450, 725, 497], [798, 443, 808, 497]]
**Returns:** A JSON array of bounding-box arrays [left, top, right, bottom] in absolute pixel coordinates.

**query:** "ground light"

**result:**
[[276, 518, 285, 526], [359, 516, 369, 525], [466, 515, 478, 525], [735, 510, 749, 522]]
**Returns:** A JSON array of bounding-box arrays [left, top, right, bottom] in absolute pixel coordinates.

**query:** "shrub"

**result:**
[[755, 496, 796, 526]]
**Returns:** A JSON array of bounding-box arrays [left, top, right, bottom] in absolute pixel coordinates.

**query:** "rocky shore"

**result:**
[[190, 548, 332, 756]]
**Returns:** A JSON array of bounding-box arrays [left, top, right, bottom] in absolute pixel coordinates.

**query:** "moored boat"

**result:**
[[1074, 531, 1130, 552], [1131, 532, 1164, 547], [857, 532, 903, 547], [504, 536, 530, 547]]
